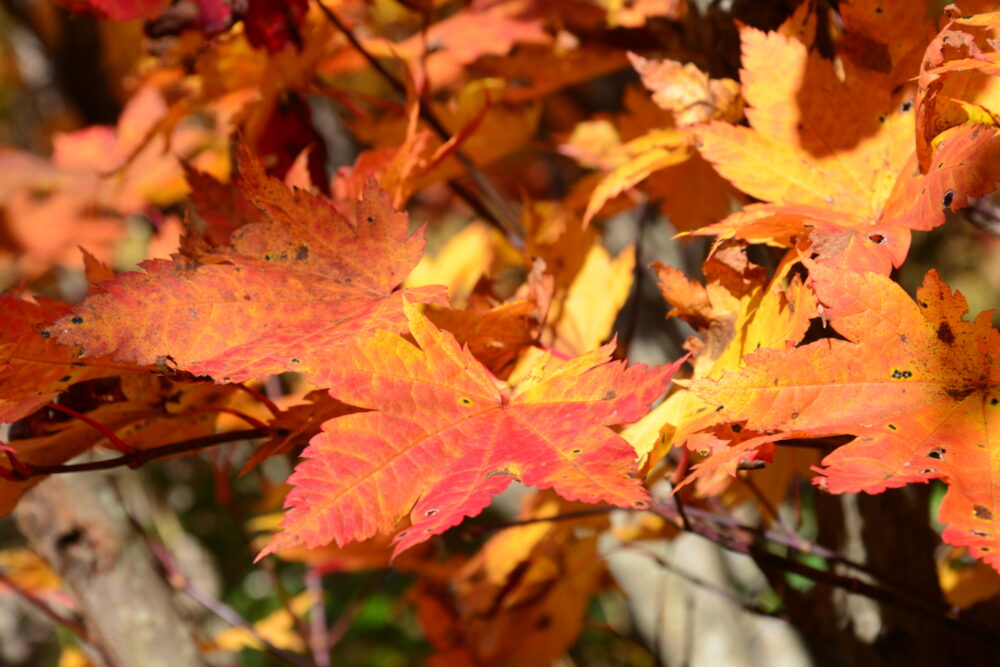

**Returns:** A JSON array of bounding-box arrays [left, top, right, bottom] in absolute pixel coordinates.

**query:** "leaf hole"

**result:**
[[919, 468, 936, 474], [974, 505, 993, 520], [868, 233, 886, 244], [971, 529, 991, 538], [942, 190, 956, 208], [927, 447, 946, 460]]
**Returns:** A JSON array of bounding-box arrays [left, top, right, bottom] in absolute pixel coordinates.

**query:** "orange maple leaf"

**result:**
[[691, 14, 1000, 273], [259, 303, 681, 559], [0, 296, 138, 423], [693, 263, 1000, 570], [51, 146, 446, 383]]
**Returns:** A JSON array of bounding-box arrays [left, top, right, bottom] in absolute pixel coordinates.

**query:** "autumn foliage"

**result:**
[[6, 0, 1000, 664]]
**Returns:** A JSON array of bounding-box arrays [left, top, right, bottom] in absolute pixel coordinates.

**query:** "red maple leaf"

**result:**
[[258, 303, 681, 559]]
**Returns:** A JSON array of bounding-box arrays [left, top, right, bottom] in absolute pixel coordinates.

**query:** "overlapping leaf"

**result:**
[[259, 303, 680, 559], [0, 297, 140, 423], [52, 147, 446, 383], [692, 10, 1000, 273], [692, 263, 1000, 570]]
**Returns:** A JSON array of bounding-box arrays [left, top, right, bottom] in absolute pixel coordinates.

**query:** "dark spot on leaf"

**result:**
[[732, 424, 743, 433], [899, 334, 908, 343], [928, 447, 946, 460], [222, 377, 230, 382], [634, 501, 647, 509], [290, 358, 300, 364], [901, 100, 912, 112], [366, 216, 374, 223], [919, 301, 928, 308], [971, 529, 991, 538], [875, 6, 882, 12], [868, 233, 886, 244], [877, 115, 885, 123], [264, 255, 271, 261], [888, 424, 897, 431], [603, 391, 617, 400], [40, 330, 51, 338], [460, 397, 472, 406], [937, 321, 955, 345], [982, 547, 992, 552], [59, 375, 71, 382], [397, 531, 408, 538], [71, 316, 84, 324], [535, 616, 552, 630], [946, 386, 975, 400], [791, 412, 799, 419], [891, 369, 912, 379], [942, 190, 956, 208], [974, 505, 993, 520], [715, 405, 725, 412], [991, 398, 999, 406], [296, 245, 309, 260], [699, 449, 709, 456], [919, 468, 936, 475], [572, 448, 582, 454]]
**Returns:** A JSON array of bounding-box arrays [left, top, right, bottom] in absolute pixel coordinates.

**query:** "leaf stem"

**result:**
[[235, 382, 282, 418], [45, 402, 136, 455]]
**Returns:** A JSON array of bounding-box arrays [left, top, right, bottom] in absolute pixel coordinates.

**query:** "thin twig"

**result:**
[[306, 569, 330, 667], [315, 0, 524, 247], [149, 539, 312, 667], [649, 500, 1000, 648], [0, 570, 89, 639]]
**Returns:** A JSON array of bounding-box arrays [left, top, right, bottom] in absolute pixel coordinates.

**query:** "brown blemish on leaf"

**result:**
[[937, 321, 955, 345], [974, 505, 993, 521]]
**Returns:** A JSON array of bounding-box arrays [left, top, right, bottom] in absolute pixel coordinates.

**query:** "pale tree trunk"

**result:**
[[14, 471, 205, 667]]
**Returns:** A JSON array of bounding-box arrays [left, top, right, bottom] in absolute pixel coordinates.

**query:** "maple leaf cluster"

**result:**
[[5, 0, 1000, 662]]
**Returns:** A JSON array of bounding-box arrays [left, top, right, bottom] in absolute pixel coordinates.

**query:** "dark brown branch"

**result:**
[[6, 428, 272, 479], [315, 0, 525, 248], [649, 500, 1000, 649]]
